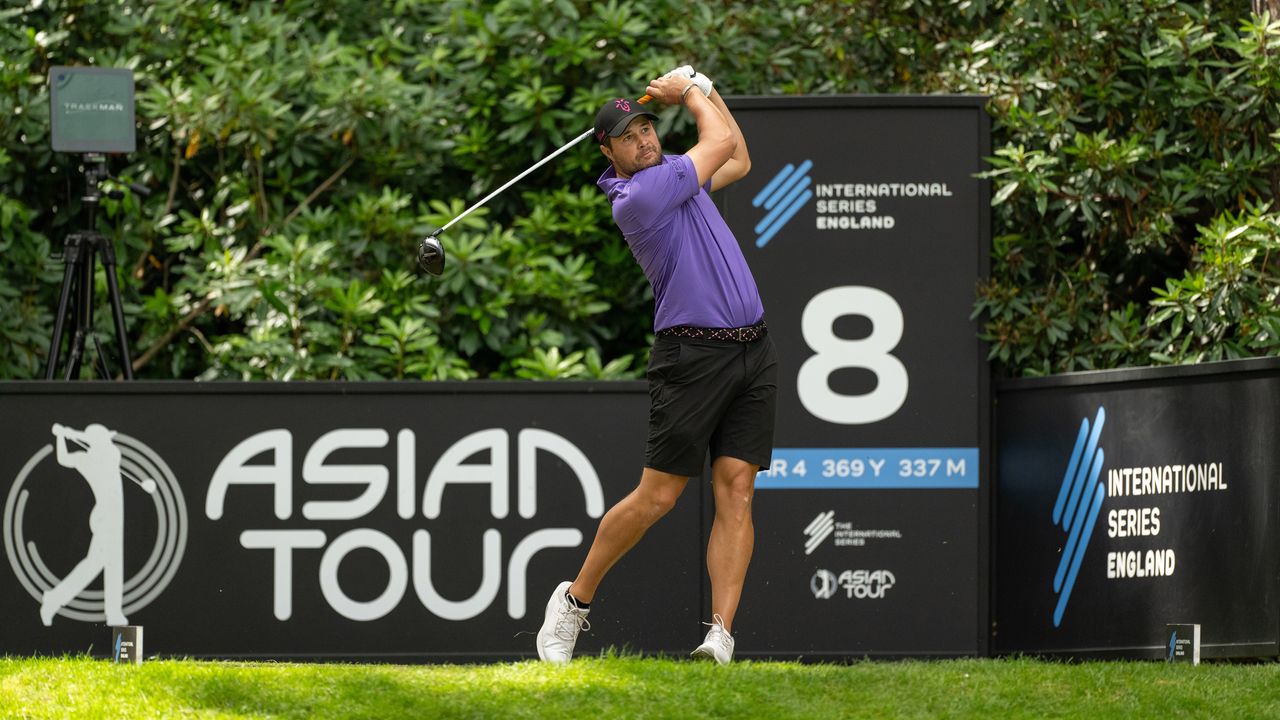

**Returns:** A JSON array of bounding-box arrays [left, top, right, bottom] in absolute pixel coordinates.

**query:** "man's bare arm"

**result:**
[[707, 88, 750, 192], [644, 75, 736, 187]]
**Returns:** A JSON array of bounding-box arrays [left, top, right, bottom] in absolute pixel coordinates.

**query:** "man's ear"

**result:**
[[599, 143, 613, 164]]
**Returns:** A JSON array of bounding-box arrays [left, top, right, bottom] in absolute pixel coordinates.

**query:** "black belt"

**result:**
[[656, 320, 767, 343]]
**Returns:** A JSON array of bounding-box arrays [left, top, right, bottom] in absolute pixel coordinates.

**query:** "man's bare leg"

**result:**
[[569, 467, 689, 603], [705, 455, 757, 632]]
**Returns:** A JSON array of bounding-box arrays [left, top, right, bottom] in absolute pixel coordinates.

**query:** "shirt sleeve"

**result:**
[[611, 155, 700, 235]]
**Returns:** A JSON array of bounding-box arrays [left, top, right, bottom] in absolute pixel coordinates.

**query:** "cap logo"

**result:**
[[614, 98, 631, 112]]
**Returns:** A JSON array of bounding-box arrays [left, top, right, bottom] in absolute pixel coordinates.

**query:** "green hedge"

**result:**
[[2, 1, 1277, 380]]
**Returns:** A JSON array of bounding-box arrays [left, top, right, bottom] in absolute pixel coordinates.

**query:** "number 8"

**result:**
[[796, 286, 908, 424]]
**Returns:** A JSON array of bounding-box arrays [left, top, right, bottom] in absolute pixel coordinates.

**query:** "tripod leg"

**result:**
[[43, 239, 83, 380], [91, 334, 112, 379], [99, 237, 134, 379], [65, 244, 97, 380], [64, 328, 88, 381]]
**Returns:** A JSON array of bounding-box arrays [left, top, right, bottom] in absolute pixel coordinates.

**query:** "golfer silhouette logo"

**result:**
[[40, 423, 146, 626], [3, 422, 188, 626]]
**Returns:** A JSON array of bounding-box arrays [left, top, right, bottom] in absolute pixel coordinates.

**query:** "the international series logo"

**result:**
[[803, 510, 835, 555], [752, 160, 813, 248], [1050, 406, 1107, 627]]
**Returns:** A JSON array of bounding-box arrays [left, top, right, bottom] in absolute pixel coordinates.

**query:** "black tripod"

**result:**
[[44, 155, 144, 380]]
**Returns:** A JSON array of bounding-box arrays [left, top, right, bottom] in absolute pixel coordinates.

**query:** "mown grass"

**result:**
[[0, 654, 1276, 719]]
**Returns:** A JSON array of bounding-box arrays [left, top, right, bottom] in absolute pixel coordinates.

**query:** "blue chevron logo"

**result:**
[[1051, 406, 1107, 627], [752, 160, 813, 248]]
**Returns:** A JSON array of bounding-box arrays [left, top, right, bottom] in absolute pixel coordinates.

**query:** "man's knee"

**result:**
[[641, 484, 682, 519], [633, 471, 687, 523], [712, 466, 755, 519]]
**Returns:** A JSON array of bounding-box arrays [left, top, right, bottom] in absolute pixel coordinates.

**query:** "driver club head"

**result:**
[[418, 229, 446, 276]]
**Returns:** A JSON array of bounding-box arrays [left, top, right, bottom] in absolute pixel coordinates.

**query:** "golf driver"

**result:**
[[417, 94, 654, 276]]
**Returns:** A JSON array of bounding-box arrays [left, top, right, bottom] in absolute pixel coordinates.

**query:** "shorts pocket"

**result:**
[[647, 339, 682, 381]]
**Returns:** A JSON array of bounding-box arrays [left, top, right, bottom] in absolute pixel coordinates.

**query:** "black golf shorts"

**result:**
[[644, 332, 779, 477]]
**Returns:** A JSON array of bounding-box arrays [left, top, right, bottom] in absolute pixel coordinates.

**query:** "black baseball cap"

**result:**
[[594, 97, 658, 145]]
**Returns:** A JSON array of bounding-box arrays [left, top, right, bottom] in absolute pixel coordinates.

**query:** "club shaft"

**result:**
[[440, 128, 595, 233]]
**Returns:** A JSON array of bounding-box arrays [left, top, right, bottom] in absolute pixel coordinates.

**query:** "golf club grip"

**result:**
[[639, 94, 652, 104]]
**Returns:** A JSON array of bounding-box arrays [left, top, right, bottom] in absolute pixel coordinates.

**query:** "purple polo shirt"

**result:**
[[597, 154, 764, 332]]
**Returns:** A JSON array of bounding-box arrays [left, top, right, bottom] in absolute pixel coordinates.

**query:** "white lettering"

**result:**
[[1106, 549, 1176, 579], [217, 426, 602, 621], [411, 529, 502, 621], [1106, 507, 1161, 538], [505, 529, 583, 619], [517, 429, 604, 519], [422, 429, 509, 520], [301, 429, 390, 521], [397, 429, 415, 519], [208, 429, 293, 520], [319, 529, 408, 622], [239, 529, 326, 620]]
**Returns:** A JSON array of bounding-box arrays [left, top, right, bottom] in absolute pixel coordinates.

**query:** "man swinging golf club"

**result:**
[[536, 66, 777, 665]]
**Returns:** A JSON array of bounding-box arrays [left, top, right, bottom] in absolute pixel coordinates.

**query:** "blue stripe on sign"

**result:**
[[1054, 447, 1104, 593], [755, 448, 979, 489], [1062, 406, 1106, 532], [757, 188, 813, 248], [753, 164, 796, 208], [1053, 480, 1106, 627], [754, 176, 812, 235], [763, 160, 813, 210], [1052, 418, 1090, 526]]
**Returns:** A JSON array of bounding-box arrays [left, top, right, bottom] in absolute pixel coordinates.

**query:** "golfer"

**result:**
[[537, 66, 777, 665]]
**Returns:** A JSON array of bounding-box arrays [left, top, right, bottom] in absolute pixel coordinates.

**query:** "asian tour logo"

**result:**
[[4, 423, 188, 625], [752, 160, 813, 248], [810, 568, 895, 600], [1051, 406, 1107, 627]]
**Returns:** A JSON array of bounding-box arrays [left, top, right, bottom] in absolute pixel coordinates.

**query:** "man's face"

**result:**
[[601, 117, 662, 178]]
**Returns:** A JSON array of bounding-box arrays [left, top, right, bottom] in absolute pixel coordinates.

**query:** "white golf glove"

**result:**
[[689, 71, 713, 97], [662, 64, 695, 80]]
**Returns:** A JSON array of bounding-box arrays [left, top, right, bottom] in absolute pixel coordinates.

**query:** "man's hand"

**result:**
[[662, 65, 713, 97], [645, 75, 699, 106]]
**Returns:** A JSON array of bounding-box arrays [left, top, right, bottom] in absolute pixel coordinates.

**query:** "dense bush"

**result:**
[[966, 1, 1280, 372], [1, 0, 1277, 380]]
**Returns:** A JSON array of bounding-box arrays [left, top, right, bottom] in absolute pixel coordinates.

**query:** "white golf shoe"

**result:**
[[691, 613, 735, 665], [536, 581, 590, 664]]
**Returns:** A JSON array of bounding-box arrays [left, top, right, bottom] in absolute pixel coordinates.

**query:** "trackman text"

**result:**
[[205, 428, 604, 623]]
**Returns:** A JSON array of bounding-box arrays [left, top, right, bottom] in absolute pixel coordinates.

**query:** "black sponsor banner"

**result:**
[[0, 382, 703, 660], [716, 96, 991, 656], [994, 358, 1280, 658]]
